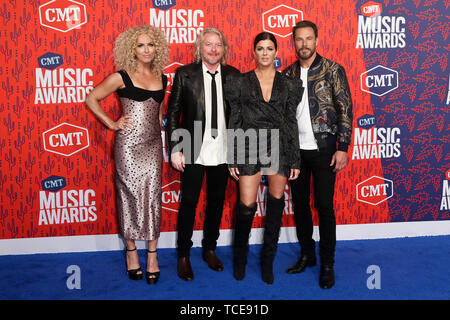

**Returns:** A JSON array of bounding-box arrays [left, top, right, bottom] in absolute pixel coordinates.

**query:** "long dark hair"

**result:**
[[253, 32, 278, 50]]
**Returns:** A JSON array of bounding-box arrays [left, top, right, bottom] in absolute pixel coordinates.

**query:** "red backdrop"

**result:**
[[0, 0, 448, 243]]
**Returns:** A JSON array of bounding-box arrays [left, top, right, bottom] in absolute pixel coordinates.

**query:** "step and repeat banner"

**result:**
[[0, 0, 448, 250]]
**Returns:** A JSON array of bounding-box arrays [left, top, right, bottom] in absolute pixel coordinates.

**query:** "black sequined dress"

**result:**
[[224, 70, 303, 177]]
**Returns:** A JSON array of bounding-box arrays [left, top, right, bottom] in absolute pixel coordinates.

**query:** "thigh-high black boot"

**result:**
[[233, 202, 257, 280], [260, 193, 285, 284]]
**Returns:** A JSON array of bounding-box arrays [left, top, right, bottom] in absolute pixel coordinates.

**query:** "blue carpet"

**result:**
[[0, 235, 449, 300]]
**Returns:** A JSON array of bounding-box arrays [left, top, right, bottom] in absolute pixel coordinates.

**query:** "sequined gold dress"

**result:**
[[114, 70, 167, 240]]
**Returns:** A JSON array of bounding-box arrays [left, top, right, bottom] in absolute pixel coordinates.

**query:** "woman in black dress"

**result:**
[[225, 32, 303, 284]]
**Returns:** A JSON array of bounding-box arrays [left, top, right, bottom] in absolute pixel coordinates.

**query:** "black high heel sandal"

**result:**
[[125, 247, 143, 281], [146, 249, 160, 285]]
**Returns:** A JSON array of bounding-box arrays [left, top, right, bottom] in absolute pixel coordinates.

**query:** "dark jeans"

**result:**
[[177, 163, 228, 258], [289, 147, 337, 265]]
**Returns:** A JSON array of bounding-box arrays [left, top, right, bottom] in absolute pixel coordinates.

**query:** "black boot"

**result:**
[[261, 193, 285, 285], [319, 264, 335, 289], [233, 202, 256, 281]]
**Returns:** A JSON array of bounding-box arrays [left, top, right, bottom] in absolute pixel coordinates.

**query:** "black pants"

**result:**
[[289, 147, 337, 265], [177, 163, 228, 258]]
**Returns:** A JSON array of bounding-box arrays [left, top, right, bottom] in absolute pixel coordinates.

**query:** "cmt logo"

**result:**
[[361, 1, 382, 18], [43, 122, 89, 156], [38, 52, 63, 70], [163, 62, 184, 93], [361, 65, 398, 97], [152, 0, 176, 10], [262, 4, 303, 38], [356, 176, 393, 205], [42, 175, 67, 192], [274, 57, 282, 70], [161, 180, 181, 213], [357, 114, 377, 129], [39, 0, 87, 32]]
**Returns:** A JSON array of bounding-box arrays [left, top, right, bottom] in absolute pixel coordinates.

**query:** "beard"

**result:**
[[296, 46, 316, 60]]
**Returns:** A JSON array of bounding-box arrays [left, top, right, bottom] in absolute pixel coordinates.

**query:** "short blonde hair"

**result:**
[[193, 27, 229, 65], [114, 25, 169, 76]]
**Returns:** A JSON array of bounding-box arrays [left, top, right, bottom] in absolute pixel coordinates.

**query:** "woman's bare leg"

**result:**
[[147, 239, 160, 278], [125, 239, 142, 275]]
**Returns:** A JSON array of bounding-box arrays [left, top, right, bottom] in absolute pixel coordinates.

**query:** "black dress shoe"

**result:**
[[286, 255, 317, 274], [177, 257, 194, 281], [202, 250, 224, 272], [319, 265, 335, 289]]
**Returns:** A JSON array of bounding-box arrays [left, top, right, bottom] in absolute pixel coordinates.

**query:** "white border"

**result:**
[[1, 220, 449, 255]]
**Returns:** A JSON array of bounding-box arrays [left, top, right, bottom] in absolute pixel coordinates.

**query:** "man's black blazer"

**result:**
[[166, 62, 240, 164]]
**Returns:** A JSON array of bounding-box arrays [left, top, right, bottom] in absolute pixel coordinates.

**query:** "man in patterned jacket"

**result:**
[[282, 20, 353, 289]]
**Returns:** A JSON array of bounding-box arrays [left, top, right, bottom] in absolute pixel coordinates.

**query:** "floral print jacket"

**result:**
[[282, 54, 353, 152]]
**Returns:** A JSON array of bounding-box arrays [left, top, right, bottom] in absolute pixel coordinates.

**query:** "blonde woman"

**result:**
[[86, 25, 169, 284]]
